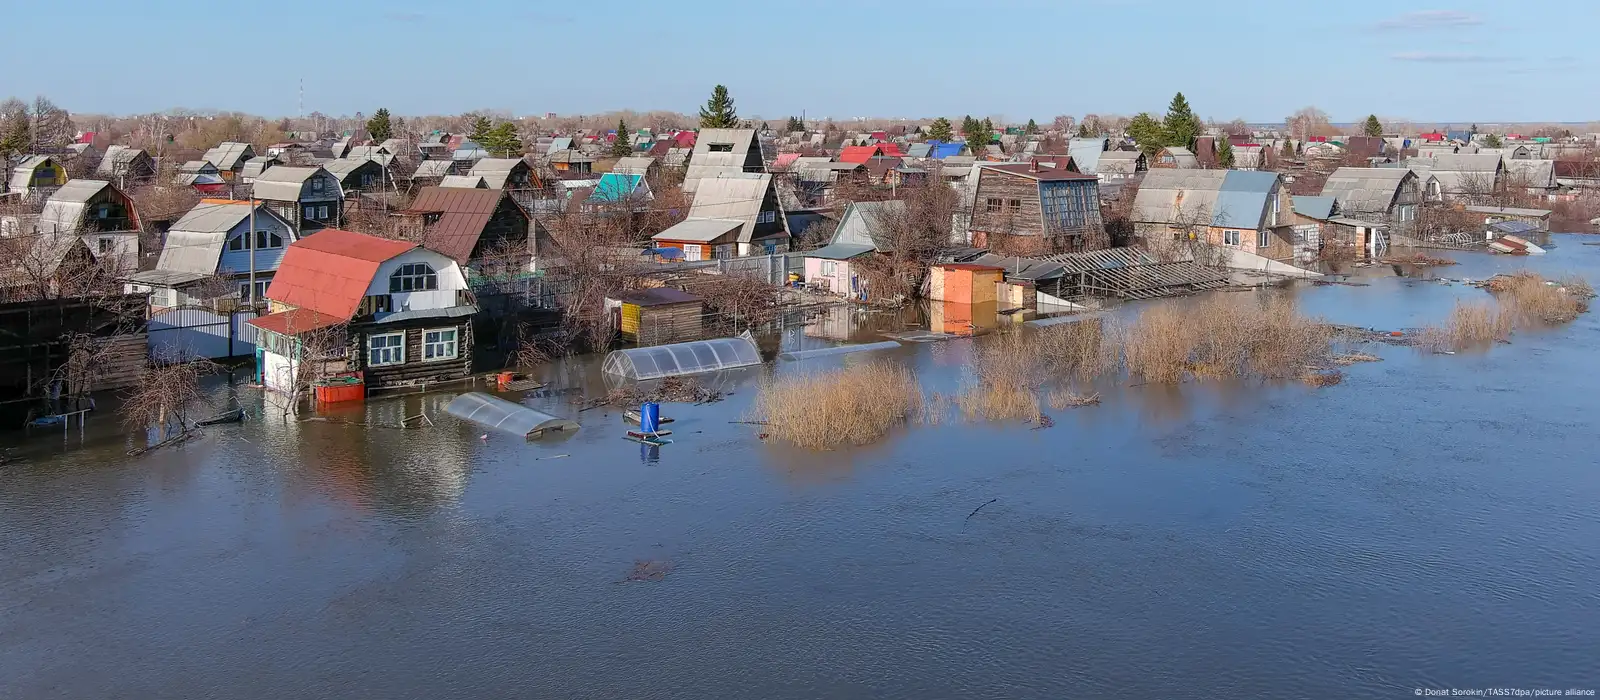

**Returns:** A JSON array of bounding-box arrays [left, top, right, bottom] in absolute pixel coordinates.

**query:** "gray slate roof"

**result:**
[[251, 166, 328, 201], [412, 160, 454, 178], [1292, 195, 1339, 220], [37, 180, 116, 233], [201, 142, 253, 171], [1319, 167, 1413, 216]]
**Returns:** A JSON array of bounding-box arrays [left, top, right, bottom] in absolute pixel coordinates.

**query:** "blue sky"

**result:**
[[11, 0, 1596, 122]]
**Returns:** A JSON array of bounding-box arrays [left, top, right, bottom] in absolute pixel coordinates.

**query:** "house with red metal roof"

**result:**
[[247, 228, 474, 397], [837, 143, 905, 164]]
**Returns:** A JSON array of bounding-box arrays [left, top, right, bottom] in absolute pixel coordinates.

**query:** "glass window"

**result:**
[[318, 205, 329, 219], [228, 235, 245, 251], [757, 210, 776, 224], [98, 238, 113, 254], [423, 328, 458, 361], [1257, 229, 1270, 248], [311, 178, 323, 192], [303, 205, 315, 220], [821, 261, 837, 275], [1224, 230, 1241, 246], [369, 332, 405, 366], [389, 262, 439, 292], [238, 280, 269, 301], [986, 198, 1003, 213], [1007, 199, 1022, 209], [256, 229, 283, 249]]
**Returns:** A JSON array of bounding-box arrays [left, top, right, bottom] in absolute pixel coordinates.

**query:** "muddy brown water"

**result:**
[[3, 237, 1599, 698]]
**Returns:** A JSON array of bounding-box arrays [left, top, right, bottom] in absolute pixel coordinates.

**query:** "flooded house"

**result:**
[[1501, 159, 1557, 196], [1463, 205, 1552, 233], [607, 287, 704, 345], [248, 229, 474, 396], [652, 174, 787, 258], [803, 200, 905, 299], [1318, 167, 1422, 238], [967, 160, 1103, 252], [1408, 153, 1504, 202], [251, 166, 344, 234], [124, 199, 297, 309], [1132, 169, 1297, 263]]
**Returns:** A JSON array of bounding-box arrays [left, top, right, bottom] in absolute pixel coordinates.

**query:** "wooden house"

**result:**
[[94, 146, 156, 186], [248, 229, 474, 397], [7, 156, 67, 198], [401, 187, 538, 275], [124, 200, 298, 309], [0, 292, 148, 425], [608, 287, 704, 345], [176, 160, 227, 193], [410, 159, 456, 188], [548, 149, 593, 175], [251, 166, 344, 234], [1318, 168, 1422, 239], [322, 158, 389, 194], [651, 174, 786, 258], [1132, 169, 1298, 263], [240, 156, 279, 184], [200, 142, 256, 181], [37, 180, 143, 276], [968, 161, 1103, 251], [926, 263, 1004, 304]]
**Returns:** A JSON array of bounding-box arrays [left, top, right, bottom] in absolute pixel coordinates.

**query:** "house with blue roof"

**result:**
[[924, 140, 967, 160], [1131, 169, 1298, 263], [588, 172, 652, 206]]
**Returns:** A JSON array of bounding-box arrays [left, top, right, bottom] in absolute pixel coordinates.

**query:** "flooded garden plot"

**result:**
[[3, 238, 1600, 699]]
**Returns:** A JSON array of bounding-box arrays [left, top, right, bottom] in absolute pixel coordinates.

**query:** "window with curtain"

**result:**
[[369, 333, 405, 366], [422, 328, 458, 361]]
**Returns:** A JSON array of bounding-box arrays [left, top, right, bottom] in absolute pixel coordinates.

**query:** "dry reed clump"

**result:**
[[1119, 294, 1332, 383], [957, 332, 1043, 423], [1487, 271, 1591, 324], [1032, 318, 1115, 381], [754, 362, 922, 449], [1301, 370, 1343, 387], [1048, 389, 1101, 409], [1331, 351, 1382, 366], [1418, 301, 1512, 351]]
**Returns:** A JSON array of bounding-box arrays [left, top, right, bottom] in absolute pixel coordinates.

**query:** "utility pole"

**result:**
[[248, 197, 257, 309]]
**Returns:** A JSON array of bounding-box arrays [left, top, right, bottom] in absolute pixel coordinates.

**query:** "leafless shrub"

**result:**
[[1418, 301, 1512, 351], [1120, 295, 1332, 383], [958, 332, 1045, 423], [122, 358, 218, 437], [1487, 271, 1591, 324], [754, 362, 922, 449], [1047, 389, 1101, 409], [1301, 370, 1343, 387]]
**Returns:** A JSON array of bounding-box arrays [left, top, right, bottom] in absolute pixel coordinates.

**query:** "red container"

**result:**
[[314, 377, 366, 404]]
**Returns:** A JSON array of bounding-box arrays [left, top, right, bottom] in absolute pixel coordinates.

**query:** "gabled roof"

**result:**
[[691, 128, 753, 156], [95, 145, 150, 177], [157, 201, 293, 275], [830, 200, 908, 252], [590, 173, 644, 202], [1429, 153, 1502, 173], [201, 142, 253, 170], [1067, 138, 1109, 174], [980, 162, 1095, 182], [1097, 150, 1144, 175], [1319, 167, 1414, 215], [252, 166, 332, 201], [651, 218, 744, 243], [685, 174, 774, 243], [1292, 195, 1339, 220], [322, 158, 380, 181], [405, 187, 524, 264], [467, 158, 529, 188], [439, 174, 488, 188], [264, 229, 417, 320], [929, 142, 965, 159], [38, 180, 134, 234], [611, 156, 656, 175], [1156, 146, 1199, 168], [1503, 159, 1556, 189], [412, 159, 454, 178], [1131, 169, 1228, 226]]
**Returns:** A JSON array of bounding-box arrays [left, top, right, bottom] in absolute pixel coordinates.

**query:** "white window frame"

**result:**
[[318, 205, 330, 219], [1224, 230, 1241, 246], [98, 237, 113, 254], [422, 327, 459, 362], [238, 279, 269, 301], [820, 260, 838, 276], [1257, 229, 1270, 248], [311, 178, 324, 193], [757, 210, 776, 224], [682, 244, 703, 262], [303, 205, 316, 220], [255, 229, 283, 249], [228, 234, 245, 251], [368, 332, 406, 366], [389, 262, 439, 292]]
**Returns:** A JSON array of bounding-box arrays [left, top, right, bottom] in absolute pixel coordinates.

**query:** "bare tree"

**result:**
[[122, 357, 218, 439]]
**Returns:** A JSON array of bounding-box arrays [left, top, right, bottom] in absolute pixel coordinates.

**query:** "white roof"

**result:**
[[651, 218, 744, 243]]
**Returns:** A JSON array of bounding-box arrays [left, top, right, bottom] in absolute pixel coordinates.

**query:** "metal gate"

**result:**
[[147, 306, 260, 362]]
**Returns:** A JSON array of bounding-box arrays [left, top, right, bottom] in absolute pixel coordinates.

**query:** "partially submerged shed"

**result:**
[[608, 287, 704, 345]]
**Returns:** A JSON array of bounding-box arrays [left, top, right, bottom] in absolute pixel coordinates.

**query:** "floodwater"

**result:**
[[4, 238, 1600, 699]]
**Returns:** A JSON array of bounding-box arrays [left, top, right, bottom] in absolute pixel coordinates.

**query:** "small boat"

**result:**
[[196, 408, 245, 426]]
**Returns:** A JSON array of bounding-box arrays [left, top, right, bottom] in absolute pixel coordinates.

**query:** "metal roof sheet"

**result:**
[[611, 156, 656, 175], [406, 187, 521, 263], [252, 166, 329, 201], [439, 174, 488, 188], [691, 128, 756, 157], [1292, 195, 1338, 220], [412, 160, 454, 178], [651, 218, 745, 243], [265, 229, 416, 319], [200, 142, 253, 170], [805, 242, 875, 260]]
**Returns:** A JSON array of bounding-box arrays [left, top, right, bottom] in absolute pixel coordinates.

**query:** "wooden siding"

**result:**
[[620, 301, 704, 345], [356, 321, 473, 390], [970, 170, 1044, 237]]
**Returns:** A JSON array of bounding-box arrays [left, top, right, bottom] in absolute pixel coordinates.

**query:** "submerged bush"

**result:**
[[1488, 271, 1591, 324], [755, 361, 922, 449], [1120, 294, 1332, 383], [1420, 301, 1512, 351]]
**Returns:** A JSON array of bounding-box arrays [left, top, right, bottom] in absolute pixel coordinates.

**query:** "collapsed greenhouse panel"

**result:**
[[602, 334, 763, 380], [445, 392, 579, 439]]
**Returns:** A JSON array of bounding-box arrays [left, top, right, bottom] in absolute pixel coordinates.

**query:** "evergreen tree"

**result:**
[[1362, 114, 1383, 138], [927, 117, 954, 142], [982, 117, 994, 134], [1076, 123, 1091, 138], [1215, 138, 1234, 168], [698, 85, 739, 128], [480, 122, 523, 156], [786, 116, 805, 132], [366, 108, 394, 142], [1279, 139, 1294, 160], [1481, 133, 1503, 148], [965, 117, 993, 152], [1161, 92, 1201, 148], [467, 115, 493, 145], [1025, 118, 1038, 135], [1127, 112, 1165, 156], [611, 119, 633, 157]]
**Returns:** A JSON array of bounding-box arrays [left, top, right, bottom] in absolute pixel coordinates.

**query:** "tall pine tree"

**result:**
[[1362, 114, 1383, 138], [1161, 92, 1201, 149], [1025, 118, 1038, 135], [965, 117, 993, 152], [927, 117, 953, 142], [1215, 139, 1235, 168], [699, 85, 739, 128], [1127, 112, 1165, 156], [612, 119, 634, 157], [786, 116, 805, 132], [366, 108, 393, 142], [467, 115, 493, 145]]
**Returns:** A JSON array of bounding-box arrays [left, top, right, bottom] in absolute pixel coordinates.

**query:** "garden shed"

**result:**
[[607, 288, 704, 345]]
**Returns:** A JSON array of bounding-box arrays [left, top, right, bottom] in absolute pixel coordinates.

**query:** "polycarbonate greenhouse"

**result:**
[[445, 392, 579, 438], [777, 341, 901, 361], [602, 335, 763, 380]]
